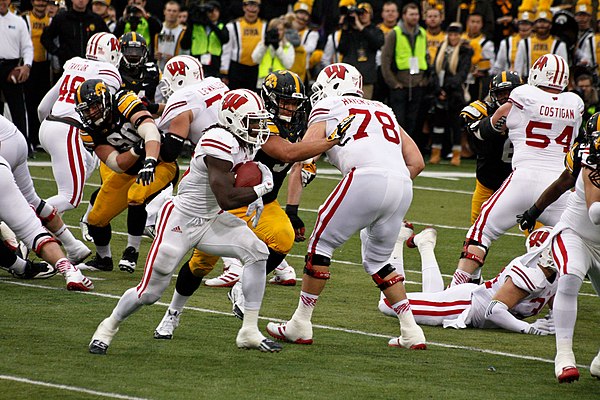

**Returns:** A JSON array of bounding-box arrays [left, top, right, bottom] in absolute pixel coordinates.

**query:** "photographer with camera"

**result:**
[[113, 0, 162, 60], [336, 2, 382, 99], [179, 0, 229, 78], [251, 17, 294, 90]]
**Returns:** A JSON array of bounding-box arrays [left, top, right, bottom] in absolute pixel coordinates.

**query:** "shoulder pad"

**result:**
[[267, 120, 280, 135], [507, 262, 546, 293], [564, 141, 581, 174], [199, 127, 237, 160], [116, 91, 144, 118], [79, 131, 95, 151]]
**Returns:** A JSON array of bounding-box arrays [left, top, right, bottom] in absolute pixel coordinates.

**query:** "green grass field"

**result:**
[[0, 154, 598, 400]]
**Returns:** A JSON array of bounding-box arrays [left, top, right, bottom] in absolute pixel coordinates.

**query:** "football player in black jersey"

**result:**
[[73, 79, 178, 273], [119, 32, 163, 112], [461, 71, 523, 224], [153, 70, 352, 338]]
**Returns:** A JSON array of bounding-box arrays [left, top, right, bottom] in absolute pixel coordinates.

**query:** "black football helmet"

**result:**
[[585, 112, 600, 166], [119, 31, 148, 69], [75, 79, 113, 128], [489, 71, 523, 107], [261, 70, 307, 125]]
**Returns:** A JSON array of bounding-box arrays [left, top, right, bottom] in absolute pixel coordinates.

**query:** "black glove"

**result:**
[[131, 139, 145, 157], [517, 204, 542, 232], [137, 157, 157, 186], [285, 204, 305, 242]]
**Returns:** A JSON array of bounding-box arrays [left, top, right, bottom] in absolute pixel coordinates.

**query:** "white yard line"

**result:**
[[0, 279, 591, 370], [0, 375, 152, 400]]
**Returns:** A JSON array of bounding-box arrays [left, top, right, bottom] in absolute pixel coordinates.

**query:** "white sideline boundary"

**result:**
[[0, 375, 152, 400], [0, 279, 591, 372]]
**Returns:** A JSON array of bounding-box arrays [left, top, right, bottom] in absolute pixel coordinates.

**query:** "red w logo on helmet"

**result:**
[[222, 92, 248, 111], [324, 64, 348, 80], [167, 61, 187, 76], [528, 229, 550, 248], [109, 37, 120, 52], [532, 56, 548, 71]]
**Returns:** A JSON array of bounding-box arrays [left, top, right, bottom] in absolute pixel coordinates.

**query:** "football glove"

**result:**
[[246, 197, 264, 228], [529, 314, 555, 335], [137, 157, 157, 186], [327, 114, 356, 146], [516, 204, 542, 232], [301, 160, 317, 187], [285, 204, 305, 242], [253, 162, 274, 198]]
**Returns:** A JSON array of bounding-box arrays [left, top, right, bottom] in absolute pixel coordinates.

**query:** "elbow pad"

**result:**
[[105, 150, 124, 173], [138, 122, 161, 144], [477, 117, 499, 141], [160, 132, 185, 162], [589, 202, 600, 225]]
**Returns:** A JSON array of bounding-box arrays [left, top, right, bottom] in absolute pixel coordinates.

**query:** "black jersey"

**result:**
[[119, 62, 161, 102], [461, 99, 513, 191]]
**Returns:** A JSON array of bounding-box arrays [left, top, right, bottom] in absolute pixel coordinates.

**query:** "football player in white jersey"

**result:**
[[379, 226, 557, 337], [547, 112, 600, 383], [37, 32, 123, 214], [449, 54, 584, 287], [266, 63, 428, 349], [0, 115, 91, 264], [89, 89, 286, 354], [0, 155, 93, 291]]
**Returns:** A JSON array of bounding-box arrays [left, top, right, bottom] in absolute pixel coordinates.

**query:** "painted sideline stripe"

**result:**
[[0, 374, 152, 400], [0, 279, 589, 370]]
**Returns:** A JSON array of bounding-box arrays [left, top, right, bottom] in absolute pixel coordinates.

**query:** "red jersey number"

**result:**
[[348, 108, 400, 144], [58, 75, 86, 104], [525, 121, 573, 153]]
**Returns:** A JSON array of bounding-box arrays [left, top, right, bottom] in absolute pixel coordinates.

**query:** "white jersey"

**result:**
[[0, 114, 20, 142], [157, 77, 229, 145], [507, 85, 583, 173], [308, 96, 410, 178], [173, 127, 258, 219], [155, 24, 185, 71], [38, 57, 122, 121], [468, 258, 557, 328], [559, 154, 600, 245]]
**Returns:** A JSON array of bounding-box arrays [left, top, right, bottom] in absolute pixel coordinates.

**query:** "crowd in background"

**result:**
[[1, 0, 600, 163]]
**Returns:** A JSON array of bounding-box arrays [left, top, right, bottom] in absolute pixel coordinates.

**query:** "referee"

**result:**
[[0, 0, 34, 152]]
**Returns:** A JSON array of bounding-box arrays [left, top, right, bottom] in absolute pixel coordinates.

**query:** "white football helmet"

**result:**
[[160, 55, 204, 99], [218, 89, 270, 145], [310, 63, 363, 106], [528, 54, 569, 91], [86, 32, 122, 67], [526, 226, 556, 271]]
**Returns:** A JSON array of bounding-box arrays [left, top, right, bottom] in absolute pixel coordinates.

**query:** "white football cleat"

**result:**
[[64, 266, 94, 292], [0, 221, 19, 251], [590, 351, 600, 379], [236, 327, 282, 352], [154, 309, 181, 340], [388, 325, 427, 350], [266, 320, 313, 344], [227, 282, 245, 320], [66, 240, 92, 264], [407, 227, 437, 249], [269, 264, 297, 286], [397, 220, 414, 244], [555, 350, 579, 383], [89, 318, 119, 355], [204, 264, 243, 287]]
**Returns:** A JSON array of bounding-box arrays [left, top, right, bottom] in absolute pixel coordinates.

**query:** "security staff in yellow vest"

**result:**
[[23, 0, 52, 150], [491, 11, 533, 75], [513, 9, 567, 80], [180, 0, 229, 78], [380, 2, 428, 151], [221, 0, 267, 90], [462, 12, 495, 102], [251, 18, 294, 90], [113, 1, 161, 60]]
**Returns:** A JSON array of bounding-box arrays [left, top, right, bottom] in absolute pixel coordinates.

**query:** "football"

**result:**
[[6, 68, 19, 84], [234, 161, 262, 187]]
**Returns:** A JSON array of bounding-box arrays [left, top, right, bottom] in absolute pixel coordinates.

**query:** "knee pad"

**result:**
[[460, 239, 488, 267], [372, 263, 404, 290], [32, 232, 57, 255], [34, 200, 58, 226], [304, 252, 331, 279]]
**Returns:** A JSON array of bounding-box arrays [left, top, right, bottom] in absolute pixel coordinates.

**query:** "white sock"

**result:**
[[450, 269, 472, 286], [390, 299, 418, 328], [419, 244, 443, 293], [291, 291, 319, 322], [126, 235, 142, 251], [169, 290, 190, 313], [242, 309, 259, 330], [104, 314, 122, 330], [554, 274, 582, 343], [96, 245, 111, 258], [241, 260, 266, 310], [54, 225, 78, 249]]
